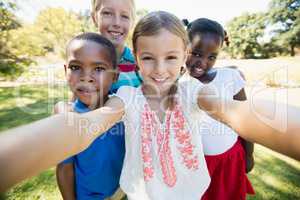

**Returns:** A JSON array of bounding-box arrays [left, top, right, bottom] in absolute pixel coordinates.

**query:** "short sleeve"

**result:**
[[231, 69, 246, 95], [110, 86, 137, 108], [60, 156, 75, 164], [178, 73, 204, 112]]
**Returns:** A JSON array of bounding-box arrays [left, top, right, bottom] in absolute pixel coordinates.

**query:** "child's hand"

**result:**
[[54, 101, 74, 114]]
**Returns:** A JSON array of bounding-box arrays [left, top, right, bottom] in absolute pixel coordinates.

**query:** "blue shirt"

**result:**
[[62, 99, 125, 200], [110, 46, 142, 93]]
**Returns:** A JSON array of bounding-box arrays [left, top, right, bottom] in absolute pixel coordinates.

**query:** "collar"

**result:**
[[120, 46, 135, 64], [73, 99, 90, 113]]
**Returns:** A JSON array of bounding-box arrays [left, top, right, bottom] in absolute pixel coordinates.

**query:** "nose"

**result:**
[[197, 57, 208, 69], [112, 15, 121, 28], [80, 70, 94, 83], [154, 60, 166, 75]]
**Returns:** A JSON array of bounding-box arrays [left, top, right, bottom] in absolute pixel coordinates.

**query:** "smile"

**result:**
[[152, 77, 168, 83], [108, 31, 123, 37]]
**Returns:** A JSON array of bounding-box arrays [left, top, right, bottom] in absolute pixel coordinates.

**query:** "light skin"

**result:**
[[56, 39, 117, 200], [0, 31, 300, 192], [92, 0, 134, 59], [135, 29, 187, 122]]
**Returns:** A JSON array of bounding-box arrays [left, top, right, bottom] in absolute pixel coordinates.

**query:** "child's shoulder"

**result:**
[[216, 67, 245, 80]]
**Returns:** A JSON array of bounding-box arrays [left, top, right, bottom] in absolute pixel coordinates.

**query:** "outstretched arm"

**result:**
[[197, 93, 300, 161], [0, 96, 124, 192]]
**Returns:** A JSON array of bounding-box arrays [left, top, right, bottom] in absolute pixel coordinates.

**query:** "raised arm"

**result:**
[[197, 94, 300, 161], [0, 96, 124, 192]]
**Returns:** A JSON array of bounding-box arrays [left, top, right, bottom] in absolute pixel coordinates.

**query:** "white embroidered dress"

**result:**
[[113, 75, 210, 200]]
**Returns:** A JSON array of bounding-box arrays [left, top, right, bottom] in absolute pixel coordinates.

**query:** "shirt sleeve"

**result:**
[[178, 73, 204, 113], [60, 156, 75, 164], [231, 69, 246, 95], [109, 86, 136, 121]]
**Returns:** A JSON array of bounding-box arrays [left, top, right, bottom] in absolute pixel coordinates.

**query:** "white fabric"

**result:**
[[113, 76, 210, 200], [197, 67, 246, 155]]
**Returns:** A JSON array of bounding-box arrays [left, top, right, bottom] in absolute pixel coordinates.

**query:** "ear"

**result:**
[[183, 49, 188, 64], [91, 12, 98, 27], [64, 64, 67, 76]]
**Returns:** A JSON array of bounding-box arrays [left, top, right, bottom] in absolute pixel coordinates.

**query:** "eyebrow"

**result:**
[[91, 61, 110, 67], [140, 50, 181, 55], [68, 60, 82, 64]]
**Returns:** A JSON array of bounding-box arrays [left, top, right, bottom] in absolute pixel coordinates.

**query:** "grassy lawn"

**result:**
[[0, 78, 300, 199]]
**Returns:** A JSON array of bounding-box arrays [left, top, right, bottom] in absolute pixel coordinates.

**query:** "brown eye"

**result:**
[[208, 55, 217, 61], [68, 65, 80, 71], [167, 55, 177, 60], [192, 52, 202, 57], [95, 66, 106, 72], [102, 11, 112, 16], [142, 56, 153, 60]]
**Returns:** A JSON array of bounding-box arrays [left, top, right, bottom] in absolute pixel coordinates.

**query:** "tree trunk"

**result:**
[[290, 44, 295, 56]]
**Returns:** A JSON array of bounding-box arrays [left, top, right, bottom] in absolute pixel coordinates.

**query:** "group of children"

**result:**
[[55, 0, 256, 199]]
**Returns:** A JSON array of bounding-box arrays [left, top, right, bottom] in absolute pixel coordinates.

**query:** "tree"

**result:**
[[34, 8, 89, 57], [268, 0, 300, 56], [225, 12, 266, 58], [0, 0, 31, 78]]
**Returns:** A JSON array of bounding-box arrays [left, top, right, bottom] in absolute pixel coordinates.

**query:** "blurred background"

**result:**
[[0, 0, 299, 199]]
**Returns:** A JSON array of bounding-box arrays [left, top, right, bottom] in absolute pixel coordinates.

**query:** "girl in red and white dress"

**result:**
[[102, 11, 211, 200], [184, 18, 255, 200]]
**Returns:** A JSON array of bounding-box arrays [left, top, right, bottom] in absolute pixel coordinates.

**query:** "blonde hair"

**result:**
[[91, 0, 136, 20], [132, 11, 188, 109]]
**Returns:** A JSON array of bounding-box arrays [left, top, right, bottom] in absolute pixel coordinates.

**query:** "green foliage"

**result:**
[[268, 0, 300, 56], [0, 4, 96, 79], [0, 0, 32, 79], [225, 13, 266, 59], [34, 8, 91, 58], [225, 0, 299, 58]]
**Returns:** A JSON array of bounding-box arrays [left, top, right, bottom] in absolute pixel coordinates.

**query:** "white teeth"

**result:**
[[153, 78, 167, 82], [195, 68, 204, 73], [109, 31, 122, 36]]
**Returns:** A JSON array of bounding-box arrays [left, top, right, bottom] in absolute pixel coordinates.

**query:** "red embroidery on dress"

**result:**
[[141, 104, 177, 187], [141, 105, 154, 181], [173, 104, 199, 170], [141, 101, 199, 186], [156, 111, 177, 187]]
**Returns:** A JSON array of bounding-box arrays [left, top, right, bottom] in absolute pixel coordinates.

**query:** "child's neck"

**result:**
[[197, 71, 217, 84], [142, 85, 169, 101], [116, 45, 125, 61], [85, 96, 109, 110]]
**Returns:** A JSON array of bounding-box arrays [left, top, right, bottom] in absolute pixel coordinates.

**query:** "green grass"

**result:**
[[0, 83, 299, 200]]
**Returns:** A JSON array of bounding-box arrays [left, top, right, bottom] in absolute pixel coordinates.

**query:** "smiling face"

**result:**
[[92, 0, 134, 53], [186, 33, 222, 78], [65, 40, 116, 108], [135, 29, 187, 97]]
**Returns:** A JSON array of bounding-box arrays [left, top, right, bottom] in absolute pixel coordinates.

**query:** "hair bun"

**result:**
[[182, 19, 190, 27]]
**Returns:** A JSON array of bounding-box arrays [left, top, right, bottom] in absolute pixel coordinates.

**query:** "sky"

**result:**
[[16, 0, 271, 26]]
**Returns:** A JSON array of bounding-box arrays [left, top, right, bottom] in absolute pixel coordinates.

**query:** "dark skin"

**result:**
[[56, 40, 118, 200], [186, 33, 254, 173]]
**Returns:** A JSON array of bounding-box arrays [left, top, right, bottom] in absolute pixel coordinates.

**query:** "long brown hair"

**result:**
[[132, 11, 188, 109]]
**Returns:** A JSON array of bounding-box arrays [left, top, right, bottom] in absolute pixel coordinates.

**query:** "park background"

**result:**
[[0, 0, 299, 199]]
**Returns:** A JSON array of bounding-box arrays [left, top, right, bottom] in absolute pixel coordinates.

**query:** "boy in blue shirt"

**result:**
[[55, 32, 125, 200]]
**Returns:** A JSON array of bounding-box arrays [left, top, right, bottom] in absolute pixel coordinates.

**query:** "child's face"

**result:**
[[92, 0, 133, 51], [65, 40, 116, 107], [186, 33, 222, 78], [135, 29, 187, 96]]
